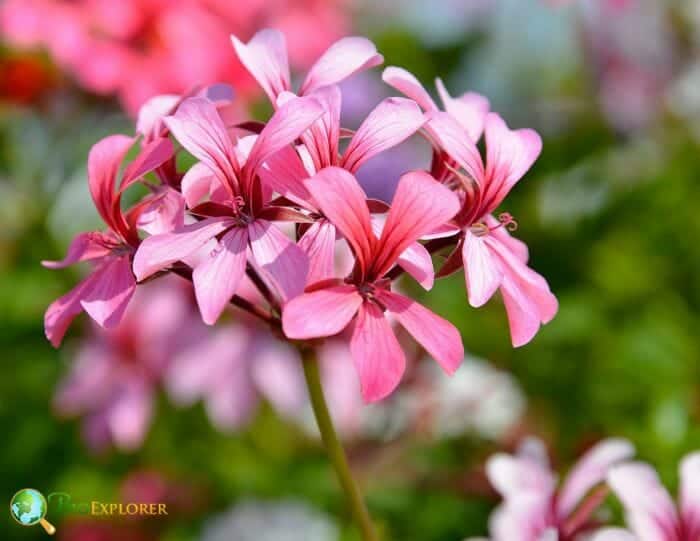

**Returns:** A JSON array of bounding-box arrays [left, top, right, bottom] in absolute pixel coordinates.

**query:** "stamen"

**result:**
[[496, 212, 518, 232]]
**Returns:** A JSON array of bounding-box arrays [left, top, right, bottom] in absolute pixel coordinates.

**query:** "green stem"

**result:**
[[301, 347, 379, 541]]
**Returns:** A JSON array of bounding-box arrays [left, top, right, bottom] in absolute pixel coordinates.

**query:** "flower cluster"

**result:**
[[0, 0, 351, 113], [44, 29, 557, 403]]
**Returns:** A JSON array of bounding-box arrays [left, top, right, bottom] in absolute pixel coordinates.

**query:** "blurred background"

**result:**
[[2, 0, 700, 539]]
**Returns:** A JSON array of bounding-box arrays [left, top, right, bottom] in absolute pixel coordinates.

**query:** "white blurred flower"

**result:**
[[199, 499, 339, 541], [412, 357, 526, 440]]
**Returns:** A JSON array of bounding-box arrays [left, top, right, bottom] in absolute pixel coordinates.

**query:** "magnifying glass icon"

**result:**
[[10, 488, 56, 535]]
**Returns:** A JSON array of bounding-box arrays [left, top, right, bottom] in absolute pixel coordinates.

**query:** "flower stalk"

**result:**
[[300, 347, 379, 541]]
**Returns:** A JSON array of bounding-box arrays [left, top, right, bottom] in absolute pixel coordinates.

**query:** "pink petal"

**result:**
[[680, 452, 700, 539], [42, 232, 113, 269], [108, 383, 153, 451], [298, 220, 338, 284], [463, 230, 503, 308], [80, 255, 136, 329], [300, 36, 383, 95], [486, 452, 556, 500], [133, 217, 234, 280], [44, 272, 99, 347], [231, 29, 291, 104], [350, 301, 405, 402], [305, 167, 375, 274], [382, 66, 438, 111], [282, 285, 362, 339], [607, 462, 680, 541], [397, 241, 435, 290], [192, 227, 248, 325], [136, 93, 180, 140], [120, 136, 174, 192], [181, 162, 219, 207], [371, 213, 434, 290], [247, 220, 309, 303], [376, 290, 463, 375], [88, 134, 134, 235], [342, 97, 425, 173], [259, 144, 315, 209], [482, 113, 542, 213], [435, 78, 490, 142], [243, 94, 324, 185], [299, 85, 341, 171], [557, 438, 635, 519], [373, 170, 460, 278], [164, 97, 240, 198], [136, 186, 185, 235], [424, 111, 484, 182], [486, 235, 558, 347]]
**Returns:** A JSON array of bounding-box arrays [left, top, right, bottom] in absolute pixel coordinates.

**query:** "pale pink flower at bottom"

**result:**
[[469, 437, 634, 541], [592, 452, 700, 541]]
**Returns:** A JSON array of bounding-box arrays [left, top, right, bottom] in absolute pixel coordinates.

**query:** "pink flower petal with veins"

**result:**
[[373, 170, 460, 277], [80, 255, 136, 329], [462, 230, 503, 308], [192, 227, 248, 325], [42, 232, 113, 269], [376, 290, 464, 375], [382, 66, 438, 111], [231, 29, 291, 104], [300, 36, 383, 95], [247, 220, 309, 303], [282, 285, 362, 340], [298, 220, 338, 284], [435, 78, 490, 142], [350, 301, 405, 403], [133, 217, 235, 280], [306, 167, 375, 274], [341, 97, 425, 173]]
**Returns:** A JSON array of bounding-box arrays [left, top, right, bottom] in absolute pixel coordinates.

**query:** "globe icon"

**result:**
[[10, 489, 55, 535]]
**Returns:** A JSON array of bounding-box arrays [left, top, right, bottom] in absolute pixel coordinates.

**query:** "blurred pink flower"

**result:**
[[53, 277, 199, 451], [471, 437, 634, 541], [0, 0, 353, 113], [165, 320, 307, 432], [592, 452, 700, 541], [282, 167, 464, 402], [43, 134, 174, 346]]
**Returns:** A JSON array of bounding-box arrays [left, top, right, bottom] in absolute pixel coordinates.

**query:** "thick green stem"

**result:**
[[301, 348, 379, 541]]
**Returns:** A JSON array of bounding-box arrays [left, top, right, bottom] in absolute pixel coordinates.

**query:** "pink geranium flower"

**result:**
[[133, 95, 324, 323], [385, 68, 558, 346], [282, 166, 464, 402], [470, 437, 635, 541], [43, 134, 174, 346], [592, 453, 700, 541]]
